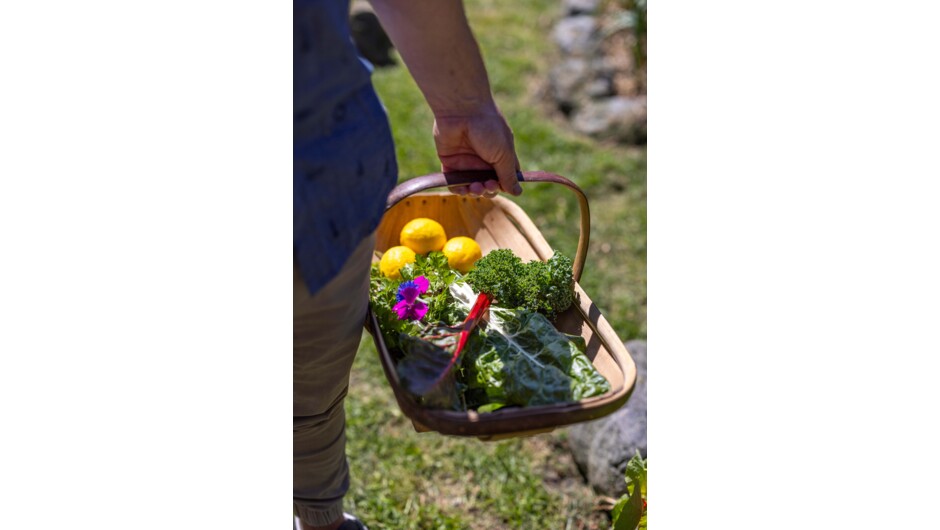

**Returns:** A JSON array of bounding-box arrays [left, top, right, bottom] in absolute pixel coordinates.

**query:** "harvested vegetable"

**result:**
[[369, 247, 608, 413], [465, 249, 575, 319], [462, 306, 610, 412], [370, 251, 465, 351], [446, 280, 608, 411], [396, 292, 492, 409]]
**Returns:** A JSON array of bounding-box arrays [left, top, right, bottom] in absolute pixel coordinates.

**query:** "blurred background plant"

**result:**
[[345, 0, 647, 527], [605, 0, 646, 93]]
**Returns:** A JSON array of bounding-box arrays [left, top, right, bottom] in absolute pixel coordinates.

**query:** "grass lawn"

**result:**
[[344, 0, 646, 527]]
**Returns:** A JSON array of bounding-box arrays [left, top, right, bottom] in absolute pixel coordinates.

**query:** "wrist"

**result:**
[[430, 94, 499, 120]]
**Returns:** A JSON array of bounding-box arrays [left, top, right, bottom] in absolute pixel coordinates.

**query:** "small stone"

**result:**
[[585, 77, 614, 99], [552, 15, 599, 57], [549, 57, 589, 109], [563, 0, 601, 16], [571, 96, 647, 144]]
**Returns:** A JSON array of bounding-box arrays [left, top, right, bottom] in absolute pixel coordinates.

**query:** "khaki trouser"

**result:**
[[293, 232, 376, 526]]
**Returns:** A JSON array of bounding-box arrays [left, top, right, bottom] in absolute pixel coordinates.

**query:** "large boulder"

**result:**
[[567, 340, 647, 497]]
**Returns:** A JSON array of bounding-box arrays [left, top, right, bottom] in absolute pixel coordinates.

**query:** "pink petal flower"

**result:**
[[413, 275, 430, 294], [393, 300, 410, 320], [398, 284, 420, 304], [410, 300, 428, 321]]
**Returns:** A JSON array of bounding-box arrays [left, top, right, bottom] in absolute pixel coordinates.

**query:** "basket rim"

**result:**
[[367, 192, 637, 437], [367, 286, 635, 436]]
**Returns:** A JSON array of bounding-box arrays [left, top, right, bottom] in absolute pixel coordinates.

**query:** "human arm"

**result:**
[[369, 0, 522, 196]]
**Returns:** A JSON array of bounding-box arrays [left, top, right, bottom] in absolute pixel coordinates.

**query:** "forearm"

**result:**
[[370, 0, 496, 117]]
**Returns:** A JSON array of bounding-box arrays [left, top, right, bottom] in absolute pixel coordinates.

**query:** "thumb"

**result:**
[[493, 152, 522, 196]]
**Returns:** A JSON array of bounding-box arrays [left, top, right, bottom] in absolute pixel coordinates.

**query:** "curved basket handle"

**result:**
[[386, 170, 590, 282]]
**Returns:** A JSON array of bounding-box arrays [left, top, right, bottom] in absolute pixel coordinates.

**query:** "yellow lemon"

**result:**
[[379, 246, 416, 279], [442, 236, 483, 273], [400, 218, 447, 254]]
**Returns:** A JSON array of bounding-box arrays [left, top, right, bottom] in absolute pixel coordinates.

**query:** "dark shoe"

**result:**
[[338, 513, 369, 530], [293, 514, 369, 530]]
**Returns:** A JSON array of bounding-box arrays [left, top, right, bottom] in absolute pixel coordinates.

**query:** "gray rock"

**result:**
[[572, 96, 647, 144], [552, 15, 599, 57], [563, 0, 601, 16], [585, 77, 615, 99], [549, 57, 589, 110], [568, 340, 647, 497]]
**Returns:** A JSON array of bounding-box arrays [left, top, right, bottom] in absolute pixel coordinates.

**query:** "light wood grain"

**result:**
[[368, 192, 637, 438]]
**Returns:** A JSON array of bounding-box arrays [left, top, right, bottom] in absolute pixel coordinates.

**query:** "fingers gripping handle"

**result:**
[[385, 170, 591, 282]]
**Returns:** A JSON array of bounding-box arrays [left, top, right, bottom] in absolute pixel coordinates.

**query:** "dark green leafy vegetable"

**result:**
[[370, 249, 607, 413], [396, 293, 492, 410], [611, 452, 647, 530], [397, 326, 462, 409], [465, 249, 575, 319], [460, 306, 610, 411]]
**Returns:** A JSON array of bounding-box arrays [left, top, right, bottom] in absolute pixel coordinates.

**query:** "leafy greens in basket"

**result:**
[[459, 304, 611, 413], [369, 248, 609, 412], [465, 249, 575, 319]]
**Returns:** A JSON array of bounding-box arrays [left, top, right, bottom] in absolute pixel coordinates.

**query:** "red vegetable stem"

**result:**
[[454, 292, 492, 356], [431, 292, 492, 387]]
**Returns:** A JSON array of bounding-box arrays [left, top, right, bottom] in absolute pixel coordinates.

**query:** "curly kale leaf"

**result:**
[[465, 249, 575, 319], [463, 249, 521, 309], [544, 251, 575, 318]]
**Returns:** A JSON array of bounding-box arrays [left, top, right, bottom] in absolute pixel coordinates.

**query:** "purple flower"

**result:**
[[394, 275, 430, 321]]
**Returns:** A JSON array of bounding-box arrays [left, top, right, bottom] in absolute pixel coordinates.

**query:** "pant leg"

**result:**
[[293, 232, 376, 526]]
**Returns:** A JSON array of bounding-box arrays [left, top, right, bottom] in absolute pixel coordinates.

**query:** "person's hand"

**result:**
[[433, 109, 522, 198]]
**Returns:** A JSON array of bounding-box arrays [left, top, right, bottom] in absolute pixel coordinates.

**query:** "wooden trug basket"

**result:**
[[366, 171, 637, 440]]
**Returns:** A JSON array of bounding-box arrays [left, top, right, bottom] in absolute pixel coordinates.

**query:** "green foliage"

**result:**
[[369, 265, 421, 352], [347, 338, 611, 530], [543, 252, 576, 317], [386, 277, 608, 413], [461, 307, 611, 411], [400, 252, 467, 325], [397, 325, 464, 410], [611, 452, 647, 530], [463, 249, 520, 308], [609, 0, 646, 78], [466, 249, 575, 319], [369, 251, 466, 352]]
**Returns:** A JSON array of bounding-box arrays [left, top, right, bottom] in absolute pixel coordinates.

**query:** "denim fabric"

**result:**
[[294, 0, 398, 294]]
